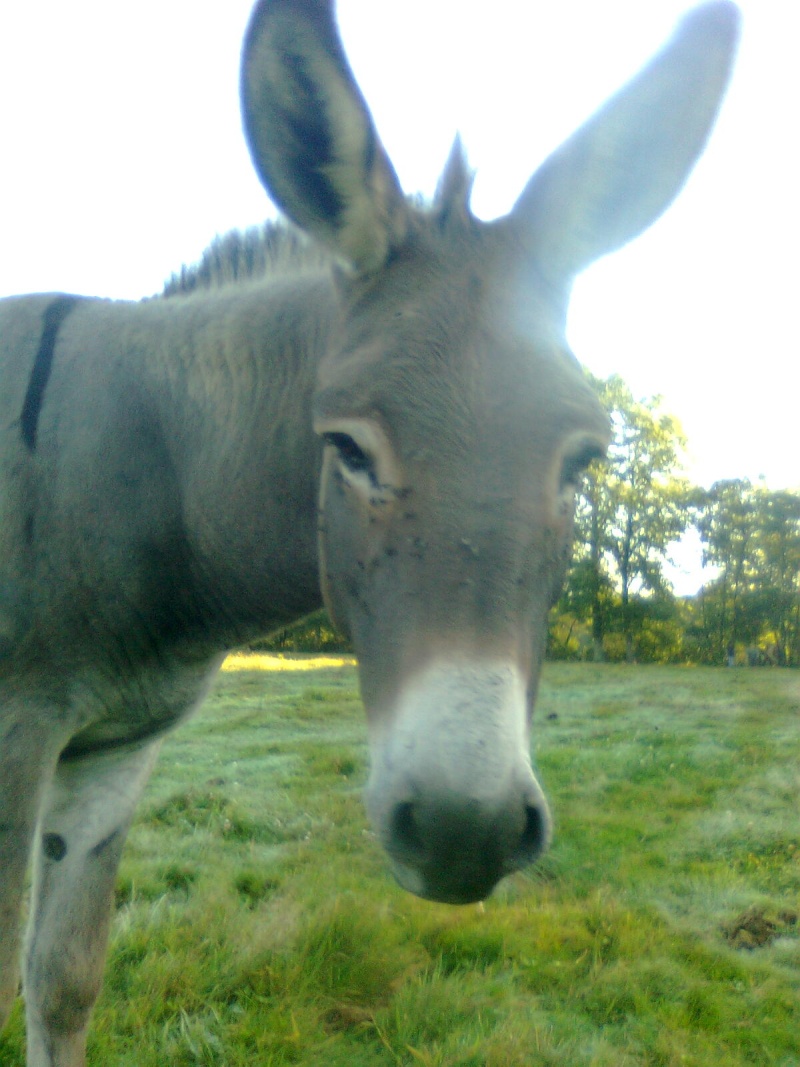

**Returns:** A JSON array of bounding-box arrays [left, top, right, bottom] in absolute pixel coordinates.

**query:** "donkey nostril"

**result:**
[[391, 801, 425, 861], [510, 803, 550, 869]]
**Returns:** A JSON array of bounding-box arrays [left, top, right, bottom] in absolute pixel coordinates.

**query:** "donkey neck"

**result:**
[[143, 270, 338, 644]]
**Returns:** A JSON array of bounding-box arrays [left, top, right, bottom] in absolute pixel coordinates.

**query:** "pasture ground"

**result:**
[[1, 662, 798, 1066]]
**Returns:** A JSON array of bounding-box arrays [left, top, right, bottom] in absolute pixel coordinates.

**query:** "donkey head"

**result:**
[[241, 0, 739, 903]]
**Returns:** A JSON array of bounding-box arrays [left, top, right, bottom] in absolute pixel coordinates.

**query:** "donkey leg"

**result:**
[[23, 739, 162, 1067], [0, 709, 68, 1034]]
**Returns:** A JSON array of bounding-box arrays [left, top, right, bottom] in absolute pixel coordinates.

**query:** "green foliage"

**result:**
[[558, 374, 800, 666], [549, 595, 687, 664], [5, 663, 797, 1066], [696, 480, 800, 664], [570, 374, 694, 661], [252, 609, 351, 653]]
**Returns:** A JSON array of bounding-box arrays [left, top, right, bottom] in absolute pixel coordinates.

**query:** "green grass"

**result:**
[[2, 664, 798, 1065]]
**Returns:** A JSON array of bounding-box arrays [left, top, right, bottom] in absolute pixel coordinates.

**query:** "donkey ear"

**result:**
[[241, 0, 408, 274], [510, 1, 740, 285]]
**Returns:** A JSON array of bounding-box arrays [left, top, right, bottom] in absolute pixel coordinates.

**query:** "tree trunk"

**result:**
[[589, 497, 605, 661], [622, 514, 634, 662]]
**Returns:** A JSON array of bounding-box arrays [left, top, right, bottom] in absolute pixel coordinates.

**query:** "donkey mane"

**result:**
[[161, 220, 331, 298], [162, 146, 476, 299]]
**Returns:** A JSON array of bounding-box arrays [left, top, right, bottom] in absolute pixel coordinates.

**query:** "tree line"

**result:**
[[260, 373, 799, 667], [552, 375, 800, 666]]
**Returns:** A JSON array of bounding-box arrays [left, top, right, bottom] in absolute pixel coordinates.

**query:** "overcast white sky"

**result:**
[[0, 1, 796, 588]]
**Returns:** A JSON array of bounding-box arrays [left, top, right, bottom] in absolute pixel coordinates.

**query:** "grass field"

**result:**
[[2, 663, 798, 1066]]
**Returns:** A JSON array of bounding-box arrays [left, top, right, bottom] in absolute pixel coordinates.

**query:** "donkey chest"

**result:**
[[59, 653, 225, 759]]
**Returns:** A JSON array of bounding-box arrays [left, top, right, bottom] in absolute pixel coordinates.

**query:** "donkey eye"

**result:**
[[324, 431, 374, 476], [560, 442, 604, 491]]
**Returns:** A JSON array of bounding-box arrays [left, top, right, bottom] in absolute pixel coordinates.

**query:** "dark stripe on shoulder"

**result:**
[[20, 295, 80, 452]]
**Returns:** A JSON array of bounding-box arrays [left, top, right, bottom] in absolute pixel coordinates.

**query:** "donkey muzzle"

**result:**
[[365, 660, 552, 904]]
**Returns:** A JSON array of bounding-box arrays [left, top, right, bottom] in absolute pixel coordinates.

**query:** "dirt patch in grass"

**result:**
[[323, 1002, 375, 1032], [721, 905, 798, 949]]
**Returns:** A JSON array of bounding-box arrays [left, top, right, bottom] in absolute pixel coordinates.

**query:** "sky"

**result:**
[[0, 1, 796, 591]]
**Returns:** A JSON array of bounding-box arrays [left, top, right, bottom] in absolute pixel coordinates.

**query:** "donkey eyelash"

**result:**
[[323, 431, 374, 476]]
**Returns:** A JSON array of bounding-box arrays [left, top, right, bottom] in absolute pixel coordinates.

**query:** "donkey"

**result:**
[[0, 1, 738, 1063]]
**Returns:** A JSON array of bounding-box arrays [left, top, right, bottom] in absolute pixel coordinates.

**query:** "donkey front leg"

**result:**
[[24, 740, 162, 1067], [1, 706, 69, 1035]]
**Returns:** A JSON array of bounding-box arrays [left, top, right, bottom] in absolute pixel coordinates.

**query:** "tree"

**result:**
[[697, 481, 800, 664], [696, 479, 758, 659], [572, 375, 694, 661], [755, 489, 800, 664]]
